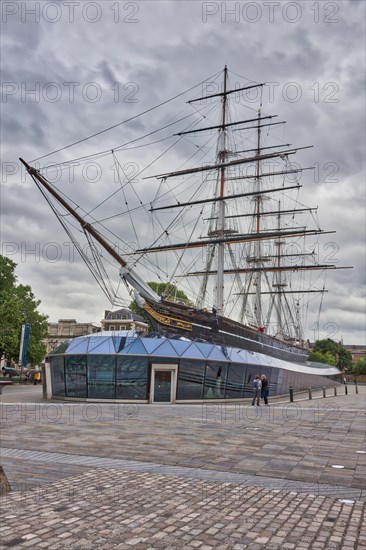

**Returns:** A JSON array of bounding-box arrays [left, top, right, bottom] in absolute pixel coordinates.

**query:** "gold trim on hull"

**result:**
[[144, 303, 193, 332]]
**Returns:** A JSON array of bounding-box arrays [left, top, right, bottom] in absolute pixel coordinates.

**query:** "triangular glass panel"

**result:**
[[169, 339, 191, 357], [194, 342, 215, 359], [181, 342, 206, 359], [140, 338, 166, 355], [117, 337, 127, 352], [226, 348, 243, 363], [150, 340, 177, 358], [50, 340, 71, 355], [88, 336, 110, 353], [112, 337, 121, 353], [238, 348, 256, 364], [207, 346, 227, 361], [88, 337, 115, 354], [248, 351, 262, 365], [122, 339, 149, 355], [65, 338, 88, 354]]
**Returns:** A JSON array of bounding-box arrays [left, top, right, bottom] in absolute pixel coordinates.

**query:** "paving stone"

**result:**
[[1, 387, 365, 548]]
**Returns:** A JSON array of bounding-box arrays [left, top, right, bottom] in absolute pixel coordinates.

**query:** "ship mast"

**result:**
[[274, 201, 286, 334], [215, 65, 228, 313], [254, 108, 263, 329]]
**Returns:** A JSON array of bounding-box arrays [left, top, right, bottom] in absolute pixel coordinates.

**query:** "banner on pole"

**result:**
[[22, 323, 31, 369]]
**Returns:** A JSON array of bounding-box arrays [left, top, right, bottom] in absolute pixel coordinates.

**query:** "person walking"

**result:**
[[261, 374, 269, 405], [33, 371, 40, 385], [251, 375, 262, 406]]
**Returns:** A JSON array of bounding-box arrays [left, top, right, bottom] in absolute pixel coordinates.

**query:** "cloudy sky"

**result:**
[[1, 0, 365, 344]]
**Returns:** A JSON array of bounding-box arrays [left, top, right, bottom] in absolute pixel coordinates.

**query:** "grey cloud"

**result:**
[[1, 0, 365, 341]]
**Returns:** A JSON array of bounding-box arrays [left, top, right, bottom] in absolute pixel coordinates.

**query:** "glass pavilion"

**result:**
[[47, 332, 340, 403]]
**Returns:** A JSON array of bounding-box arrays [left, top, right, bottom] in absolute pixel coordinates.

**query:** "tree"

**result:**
[[0, 255, 48, 366], [308, 350, 336, 365], [147, 282, 192, 305], [129, 281, 191, 323], [352, 358, 366, 376], [336, 346, 353, 371], [312, 338, 339, 357], [311, 338, 353, 370]]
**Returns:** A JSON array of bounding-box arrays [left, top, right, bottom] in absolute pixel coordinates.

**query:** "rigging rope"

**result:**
[[31, 69, 222, 163]]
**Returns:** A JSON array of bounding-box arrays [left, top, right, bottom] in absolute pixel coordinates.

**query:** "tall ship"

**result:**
[[20, 67, 348, 364]]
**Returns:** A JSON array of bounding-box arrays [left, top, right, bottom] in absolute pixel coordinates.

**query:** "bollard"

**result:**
[[345, 385, 348, 395], [308, 387, 312, 400], [334, 386, 337, 396], [322, 386, 326, 398], [289, 387, 294, 403], [355, 381, 358, 395]]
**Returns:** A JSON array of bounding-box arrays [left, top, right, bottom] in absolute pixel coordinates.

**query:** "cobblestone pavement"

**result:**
[[0, 385, 365, 548]]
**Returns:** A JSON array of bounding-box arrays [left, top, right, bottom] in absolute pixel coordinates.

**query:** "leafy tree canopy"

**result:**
[[146, 282, 192, 305], [351, 357, 366, 376], [129, 281, 191, 321], [0, 255, 48, 366], [312, 338, 353, 370], [308, 350, 336, 365]]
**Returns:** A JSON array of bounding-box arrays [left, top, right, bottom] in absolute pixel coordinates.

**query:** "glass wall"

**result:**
[[116, 356, 148, 400], [243, 364, 262, 397], [225, 363, 246, 399], [259, 366, 274, 398], [203, 363, 228, 399], [243, 364, 275, 397], [50, 356, 65, 396], [65, 355, 87, 398], [88, 355, 116, 399], [267, 367, 278, 395], [49, 348, 292, 401], [177, 359, 205, 400]]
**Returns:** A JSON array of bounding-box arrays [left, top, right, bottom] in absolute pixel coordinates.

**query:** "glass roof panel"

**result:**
[[64, 339, 88, 354], [87, 337, 116, 354], [226, 348, 244, 363], [50, 340, 72, 355], [244, 351, 263, 365], [169, 339, 192, 357], [194, 342, 216, 359], [121, 339, 148, 355], [87, 336, 110, 353], [181, 342, 207, 359], [140, 338, 167, 355], [112, 336, 122, 352], [207, 346, 227, 361], [149, 340, 178, 357]]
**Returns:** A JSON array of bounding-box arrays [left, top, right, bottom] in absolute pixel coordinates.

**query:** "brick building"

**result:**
[[344, 344, 366, 365]]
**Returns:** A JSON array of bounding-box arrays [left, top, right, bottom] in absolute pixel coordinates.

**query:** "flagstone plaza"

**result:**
[[0, 385, 365, 549]]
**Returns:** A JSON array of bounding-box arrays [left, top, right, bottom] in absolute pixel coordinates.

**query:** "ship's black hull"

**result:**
[[143, 299, 308, 363]]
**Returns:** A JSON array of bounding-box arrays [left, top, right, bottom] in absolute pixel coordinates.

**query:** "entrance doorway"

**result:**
[[150, 364, 177, 404]]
